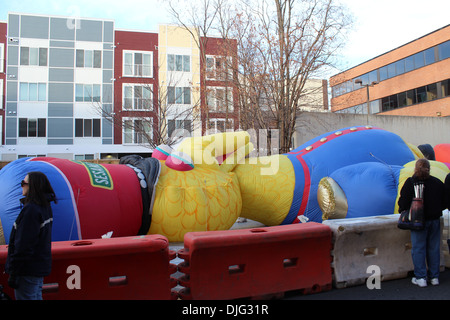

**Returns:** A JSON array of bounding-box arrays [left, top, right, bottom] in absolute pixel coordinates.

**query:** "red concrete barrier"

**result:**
[[177, 222, 333, 300], [0, 235, 177, 300]]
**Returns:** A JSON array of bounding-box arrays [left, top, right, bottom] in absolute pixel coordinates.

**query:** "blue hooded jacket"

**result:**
[[5, 199, 53, 277]]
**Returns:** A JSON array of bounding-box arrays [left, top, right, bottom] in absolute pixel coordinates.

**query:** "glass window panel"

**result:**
[[207, 90, 215, 109], [368, 70, 378, 84], [395, 60, 405, 75], [176, 55, 183, 71], [142, 65, 151, 77], [20, 47, 29, 65], [134, 86, 143, 109], [134, 53, 142, 65], [29, 48, 39, 65], [29, 83, 38, 101], [142, 54, 151, 76], [370, 100, 380, 114], [124, 85, 132, 108], [93, 85, 101, 102], [168, 87, 175, 104], [143, 53, 151, 65], [175, 87, 183, 104], [405, 56, 414, 72], [424, 47, 435, 65], [75, 119, 83, 137], [84, 119, 92, 137], [413, 52, 424, 69], [134, 120, 142, 143], [84, 84, 92, 102], [39, 48, 47, 66], [93, 50, 101, 68], [123, 64, 133, 75], [438, 41, 450, 60], [93, 119, 101, 137], [76, 49, 84, 67], [183, 87, 191, 104], [168, 54, 175, 71], [20, 83, 29, 101], [426, 83, 437, 101], [124, 53, 133, 75], [38, 83, 46, 101], [406, 89, 416, 105], [441, 79, 450, 97], [75, 84, 84, 102], [416, 86, 427, 103], [19, 118, 28, 137], [381, 97, 390, 112], [143, 86, 151, 109], [379, 66, 388, 81], [398, 92, 407, 108], [85, 50, 93, 68], [359, 73, 369, 86], [387, 63, 396, 78], [28, 119, 37, 137], [124, 120, 132, 143], [183, 55, 190, 72]]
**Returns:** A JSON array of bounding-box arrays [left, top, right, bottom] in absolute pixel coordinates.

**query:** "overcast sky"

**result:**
[[1, 0, 449, 75]]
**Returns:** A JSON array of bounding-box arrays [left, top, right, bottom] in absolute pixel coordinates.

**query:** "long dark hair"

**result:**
[[23, 171, 57, 207], [413, 158, 431, 181]]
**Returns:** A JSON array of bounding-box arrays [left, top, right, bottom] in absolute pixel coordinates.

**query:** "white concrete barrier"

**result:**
[[323, 214, 429, 288]]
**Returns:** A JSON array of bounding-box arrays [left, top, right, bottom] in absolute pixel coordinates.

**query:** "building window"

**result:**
[[0, 43, 4, 73], [438, 40, 450, 61], [75, 84, 101, 102], [0, 79, 3, 109], [123, 51, 153, 77], [76, 49, 102, 68], [207, 87, 233, 112], [19, 118, 46, 137], [206, 56, 232, 81], [19, 83, 46, 101], [20, 47, 47, 66], [75, 154, 95, 160], [75, 118, 101, 137], [123, 119, 152, 144], [168, 54, 190, 72], [123, 84, 153, 110], [208, 118, 234, 133], [167, 86, 191, 105], [441, 79, 450, 97]]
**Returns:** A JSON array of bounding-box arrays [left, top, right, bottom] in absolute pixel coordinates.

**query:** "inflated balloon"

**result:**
[[434, 144, 450, 169], [0, 126, 441, 243]]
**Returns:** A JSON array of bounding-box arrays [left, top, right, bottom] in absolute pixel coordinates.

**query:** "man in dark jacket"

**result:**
[[398, 159, 446, 287], [5, 172, 56, 300]]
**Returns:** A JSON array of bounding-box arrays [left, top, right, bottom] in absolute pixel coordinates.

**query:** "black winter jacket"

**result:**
[[5, 200, 53, 277], [398, 175, 446, 221]]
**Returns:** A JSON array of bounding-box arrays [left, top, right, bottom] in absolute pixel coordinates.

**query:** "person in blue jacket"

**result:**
[[5, 171, 57, 300]]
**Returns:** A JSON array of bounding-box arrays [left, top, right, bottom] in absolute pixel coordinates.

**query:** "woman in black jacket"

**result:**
[[398, 158, 446, 288], [5, 171, 57, 300]]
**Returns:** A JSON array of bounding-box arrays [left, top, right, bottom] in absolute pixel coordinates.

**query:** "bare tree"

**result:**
[[225, 0, 352, 153]]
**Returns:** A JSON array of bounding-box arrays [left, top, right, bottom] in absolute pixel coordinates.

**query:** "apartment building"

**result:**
[[330, 24, 450, 118], [0, 12, 239, 161]]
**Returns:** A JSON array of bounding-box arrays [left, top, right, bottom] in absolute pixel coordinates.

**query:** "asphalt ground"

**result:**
[[285, 267, 450, 300]]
